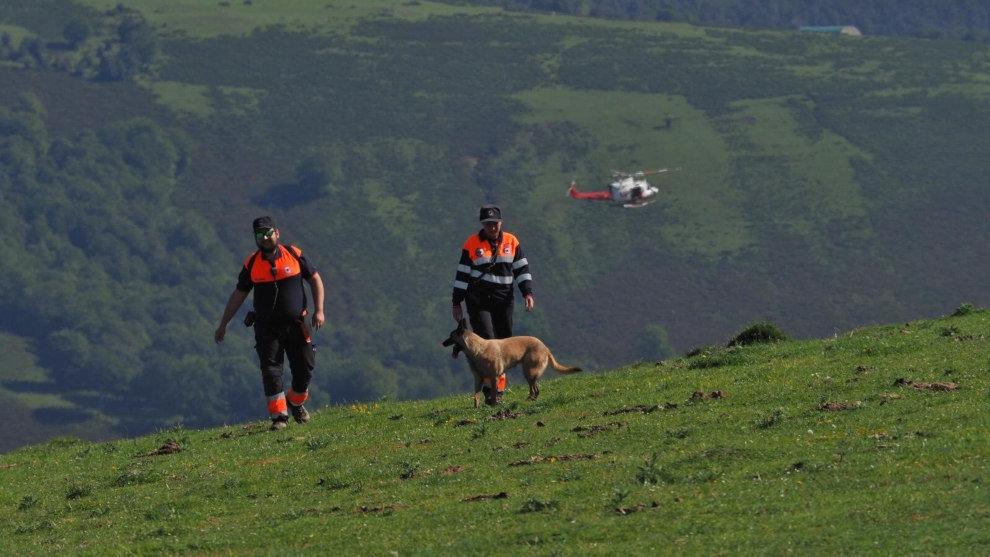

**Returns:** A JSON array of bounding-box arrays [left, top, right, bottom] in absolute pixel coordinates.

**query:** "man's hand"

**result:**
[[452, 304, 463, 322], [216, 288, 249, 344], [311, 309, 325, 330], [214, 324, 227, 344], [524, 295, 535, 312]]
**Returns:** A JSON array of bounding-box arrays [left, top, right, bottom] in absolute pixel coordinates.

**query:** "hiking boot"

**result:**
[[495, 391, 504, 405], [290, 404, 310, 424], [270, 417, 289, 431]]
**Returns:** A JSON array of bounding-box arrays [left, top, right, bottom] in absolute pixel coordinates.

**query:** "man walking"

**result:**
[[215, 216, 325, 430], [451, 204, 534, 404]]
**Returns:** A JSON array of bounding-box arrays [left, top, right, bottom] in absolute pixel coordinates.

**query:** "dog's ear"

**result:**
[[458, 318, 468, 331]]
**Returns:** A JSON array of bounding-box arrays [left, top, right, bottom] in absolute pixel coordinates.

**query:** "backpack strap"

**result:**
[[247, 249, 263, 271]]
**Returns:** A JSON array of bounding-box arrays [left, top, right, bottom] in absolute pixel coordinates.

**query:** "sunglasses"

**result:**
[[255, 229, 275, 241]]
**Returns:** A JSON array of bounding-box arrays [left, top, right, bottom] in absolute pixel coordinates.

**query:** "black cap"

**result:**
[[252, 216, 276, 232], [479, 204, 502, 223]]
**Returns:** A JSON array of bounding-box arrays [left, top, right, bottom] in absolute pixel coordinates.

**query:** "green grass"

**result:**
[[724, 96, 871, 238], [2, 310, 987, 554], [0, 23, 34, 43], [74, 0, 498, 38]]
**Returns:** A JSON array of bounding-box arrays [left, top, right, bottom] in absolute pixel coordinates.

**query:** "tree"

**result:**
[[295, 150, 344, 197], [62, 20, 92, 50], [637, 324, 675, 362], [98, 118, 180, 184]]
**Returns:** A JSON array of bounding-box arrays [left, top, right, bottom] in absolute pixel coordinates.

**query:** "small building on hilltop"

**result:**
[[799, 26, 862, 36]]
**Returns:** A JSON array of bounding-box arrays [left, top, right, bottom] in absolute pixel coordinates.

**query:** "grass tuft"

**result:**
[[754, 408, 785, 429]]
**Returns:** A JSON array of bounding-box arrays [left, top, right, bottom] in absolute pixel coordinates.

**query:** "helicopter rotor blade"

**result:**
[[639, 167, 680, 176]]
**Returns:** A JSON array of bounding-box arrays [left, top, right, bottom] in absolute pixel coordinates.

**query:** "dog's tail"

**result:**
[[548, 352, 582, 374]]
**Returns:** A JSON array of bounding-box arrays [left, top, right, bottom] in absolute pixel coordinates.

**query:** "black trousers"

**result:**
[[465, 291, 514, 340], [254, 319, 315, 398]]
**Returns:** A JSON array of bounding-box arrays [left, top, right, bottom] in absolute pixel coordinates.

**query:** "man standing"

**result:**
[[451, 204, 534, 404], [215, 216, 325, 430]]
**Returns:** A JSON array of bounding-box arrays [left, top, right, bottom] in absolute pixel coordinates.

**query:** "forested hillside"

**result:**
[[1, 0, 988, 452], [459, 0, 990, 41]]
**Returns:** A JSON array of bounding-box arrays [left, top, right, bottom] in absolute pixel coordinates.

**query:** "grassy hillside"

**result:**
[[2, 309, 987, 553], [1, 0, 989, 450], [453, 0, 990, 41]]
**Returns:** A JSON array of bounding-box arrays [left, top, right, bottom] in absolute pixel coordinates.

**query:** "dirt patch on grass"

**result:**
[[615, 501, 660, 515], [462, 492, 508, 502], [604, 403, 676, 415], [138, 439, 182, 457], [491, 408, 522, 420], [818, 401, 861, 411], [357, 503, 406, 514], [879, 393, 902, 405], [894, 378, 959, 391], [572, 422, 624, 437], [509, 453, 597, 466], [692, 390, 724, 400]]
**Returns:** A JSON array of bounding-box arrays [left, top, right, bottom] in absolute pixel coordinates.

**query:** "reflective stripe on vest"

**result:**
[[461, 233, 521, 287]]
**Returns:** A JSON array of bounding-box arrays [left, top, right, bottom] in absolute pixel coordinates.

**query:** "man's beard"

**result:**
[[258, 242, 278, 256]]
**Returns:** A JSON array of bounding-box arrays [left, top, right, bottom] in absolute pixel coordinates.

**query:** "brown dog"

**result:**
[[443, 319, 581, 407]]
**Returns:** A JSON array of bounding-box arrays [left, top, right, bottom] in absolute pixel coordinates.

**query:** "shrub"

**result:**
[[952, 302, 975, 316], [728, 321, 790, 347], [62, 20, 92, 49]]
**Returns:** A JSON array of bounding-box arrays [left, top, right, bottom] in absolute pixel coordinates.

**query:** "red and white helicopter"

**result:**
[[567, 168, 678, 208]]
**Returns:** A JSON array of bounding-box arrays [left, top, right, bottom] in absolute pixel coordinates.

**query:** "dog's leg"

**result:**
[[524, 361, 549, 401], [473, 375, 483, 408], [527, 371, 541, 401], [469, 360, 484, 408]]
